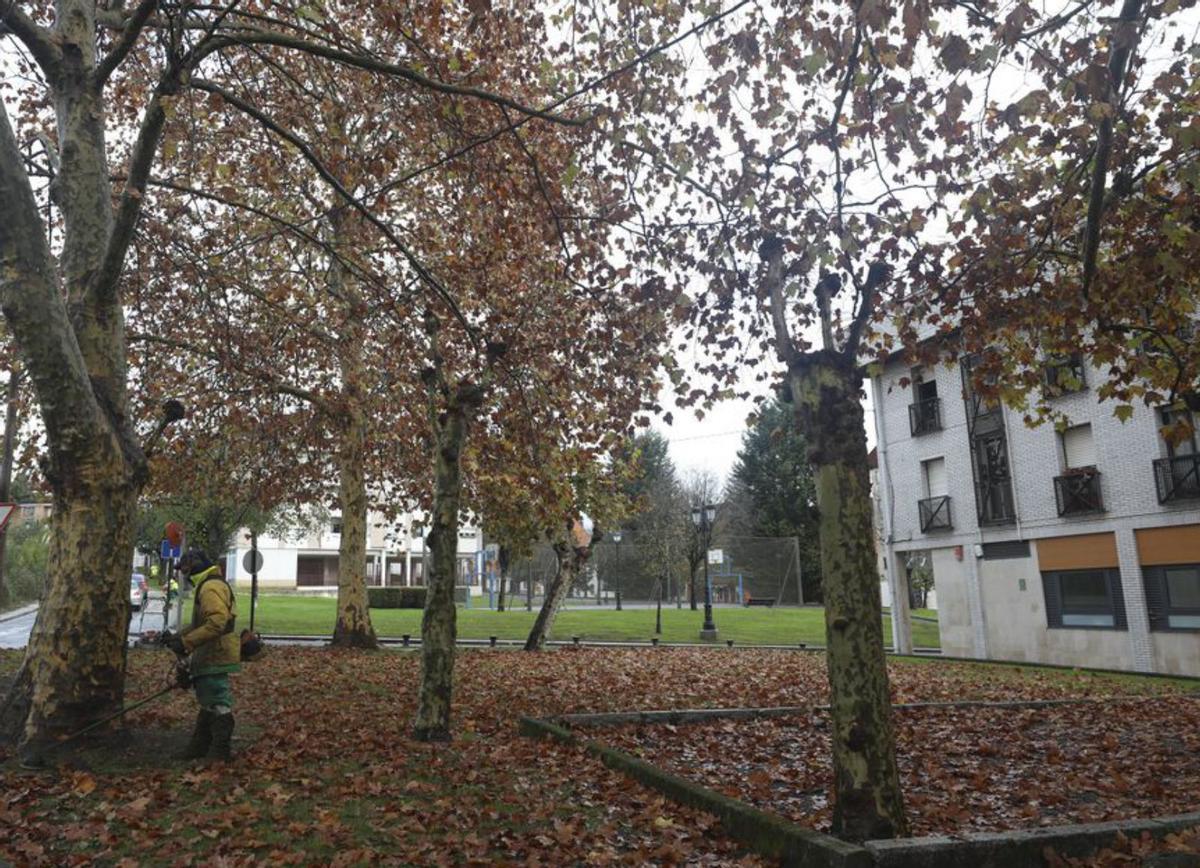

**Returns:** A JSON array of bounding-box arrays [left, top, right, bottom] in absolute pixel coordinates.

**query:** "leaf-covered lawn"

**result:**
[[212, 593, 942, 647], [0, 647, 1192, 866], [600, 697, 1200, 836]]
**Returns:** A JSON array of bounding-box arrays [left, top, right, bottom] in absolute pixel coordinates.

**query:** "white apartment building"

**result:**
[[870, 349, 1200, 676], [225, 510, 486, 591]]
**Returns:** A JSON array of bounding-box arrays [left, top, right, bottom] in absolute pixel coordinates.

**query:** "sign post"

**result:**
[[242, 532, 264, 632], [159, 534, 183, 632]]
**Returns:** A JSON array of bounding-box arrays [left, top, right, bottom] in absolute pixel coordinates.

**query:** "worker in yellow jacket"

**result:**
[[164, 548, 240, 761]]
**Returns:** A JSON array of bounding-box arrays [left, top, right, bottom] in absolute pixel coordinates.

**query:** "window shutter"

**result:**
[[1108, 569, 1128, 630], [1042, 573, 1063, 628], [924, 457, 948, 498], [1143, 567, 1169, 631], [1061, 424, 1096, 469]]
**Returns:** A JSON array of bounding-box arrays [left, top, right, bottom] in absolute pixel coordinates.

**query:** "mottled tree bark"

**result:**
[[0, 4, 158, 756], [0, 367, 22, 610], [789, 354, 908, 841], [525, 524, 597, 651], [412, 385, 481, 741], [326, 208, 377, 649], [332, 408, 378, 649], [524, 539, 575, 651]]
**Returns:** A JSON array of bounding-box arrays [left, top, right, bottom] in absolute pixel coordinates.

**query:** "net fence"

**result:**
[[492, 533, 805, 609]]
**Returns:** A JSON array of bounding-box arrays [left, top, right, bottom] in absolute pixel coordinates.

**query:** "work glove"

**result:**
[[174, 662, 193, 690], [162, 631, 187, 657]]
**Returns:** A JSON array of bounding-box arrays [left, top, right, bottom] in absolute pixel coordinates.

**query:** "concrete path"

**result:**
[[0, 604, 38, 649], [0, 594, 175, 649]]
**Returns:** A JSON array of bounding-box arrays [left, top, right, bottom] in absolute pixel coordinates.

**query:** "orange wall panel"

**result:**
[[1135, 524, 1200, 566], [1036, 533, 1119, 571]]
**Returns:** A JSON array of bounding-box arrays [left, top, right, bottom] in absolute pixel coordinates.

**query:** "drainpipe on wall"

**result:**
[[872, 375, 912, 654]]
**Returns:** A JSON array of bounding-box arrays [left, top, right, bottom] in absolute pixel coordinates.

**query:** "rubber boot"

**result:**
[[180, 710, 213, 760], [209, 712, 234, 761]]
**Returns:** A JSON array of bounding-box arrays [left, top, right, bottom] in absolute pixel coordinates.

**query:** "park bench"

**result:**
[[745, 597, 775, 607]]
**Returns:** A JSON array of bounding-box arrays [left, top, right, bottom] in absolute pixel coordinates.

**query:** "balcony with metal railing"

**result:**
[[1154, 455, 1200, 503], [1053, 468, 1104, 516], [908, 396, 942, 436], [918, 495, 953, 532]]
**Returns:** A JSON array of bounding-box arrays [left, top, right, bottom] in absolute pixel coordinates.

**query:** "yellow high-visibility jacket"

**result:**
[[182, 566, 240, 675]]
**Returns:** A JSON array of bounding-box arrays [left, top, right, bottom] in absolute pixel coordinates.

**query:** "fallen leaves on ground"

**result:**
[[0, 647, 1193, 866], [599, 695, 1200, 837]]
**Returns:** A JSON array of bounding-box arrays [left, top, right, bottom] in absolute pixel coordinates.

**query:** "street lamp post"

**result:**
[[691, 504, 718, 640], [612, 531, 623, 611]]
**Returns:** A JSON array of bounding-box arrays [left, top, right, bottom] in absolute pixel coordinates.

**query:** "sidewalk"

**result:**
[[0, 602, 37, 623]]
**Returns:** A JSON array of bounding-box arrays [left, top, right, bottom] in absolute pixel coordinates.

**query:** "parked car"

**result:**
[[130, 573, 148, 611]]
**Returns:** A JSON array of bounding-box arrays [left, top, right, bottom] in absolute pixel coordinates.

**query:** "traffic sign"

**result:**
[[0, 503, 15, 533], [707, 548, 724, 565], [243, 549, 264, 574], [159, 540, 182, 560]]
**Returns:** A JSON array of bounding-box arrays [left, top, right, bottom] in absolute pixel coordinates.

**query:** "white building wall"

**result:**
[[228, 508, 484, 589], [872, 353, 1200, 674]]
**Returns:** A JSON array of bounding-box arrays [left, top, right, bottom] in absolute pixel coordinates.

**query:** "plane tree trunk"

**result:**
[[525, 523, 598, 651], [412, 382, 484, 741], [0, 4, 166, 758], [760, 236, 908, 841], [332, 406, 378, 649], [328, 220, 378, 649], [524, 539, 574, 651], [0, 367, 23, 610], [787, 355, 908, 840]]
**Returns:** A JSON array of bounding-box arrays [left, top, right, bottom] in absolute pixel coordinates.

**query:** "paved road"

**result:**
[[0, 595, 176, 650], [0, 607, 37, 649]]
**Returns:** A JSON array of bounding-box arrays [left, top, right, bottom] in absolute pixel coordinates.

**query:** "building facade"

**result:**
[[870, 351, 1200, 675], [226, 511, 486, 591]]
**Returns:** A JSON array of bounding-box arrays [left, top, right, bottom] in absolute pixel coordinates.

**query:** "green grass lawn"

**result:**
[[226, 594, 941, 647]]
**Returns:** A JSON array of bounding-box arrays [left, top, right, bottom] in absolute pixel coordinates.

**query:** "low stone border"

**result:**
[[866, 813, 1200, 867], [519, 703, 1200, 867], [551, 694, 1198, 729], [518, 715, 872, 868]]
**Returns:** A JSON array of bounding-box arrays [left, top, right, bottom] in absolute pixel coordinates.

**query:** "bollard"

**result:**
[[572, 636, 580, 646], [489, 636, 497, 647], [402, 634, 411, 647], [651, 637, 659, 646]]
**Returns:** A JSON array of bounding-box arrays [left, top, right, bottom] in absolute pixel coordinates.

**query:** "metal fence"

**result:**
[[486, 534, 804, 610]]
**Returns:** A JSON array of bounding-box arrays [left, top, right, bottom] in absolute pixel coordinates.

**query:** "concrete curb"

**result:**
[[865, 812, 1200, 867], [522, 710, 1200, 867], [260, 634, 950, 655], [549, 694, 1200, 730], [0, 603, 36, 624], [518, 715, 872, 868]]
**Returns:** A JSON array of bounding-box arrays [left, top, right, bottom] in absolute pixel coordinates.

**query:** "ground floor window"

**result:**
[[1042, 568, 1127, 629], [1144, 563, 1200, 631]]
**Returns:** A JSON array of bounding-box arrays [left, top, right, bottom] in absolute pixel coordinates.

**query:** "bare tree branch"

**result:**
[[759, 235, 796, 366], [189, 77, 477, 342], [1081, 0, 1143, 299], [94, 0, 159, 87], [203, 29, 587, 127], [0, 5, 62, 82], [844, 261, 892, 361]]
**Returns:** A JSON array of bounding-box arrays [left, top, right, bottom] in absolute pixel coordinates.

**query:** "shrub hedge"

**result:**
[[367, 586, 427, 609]]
